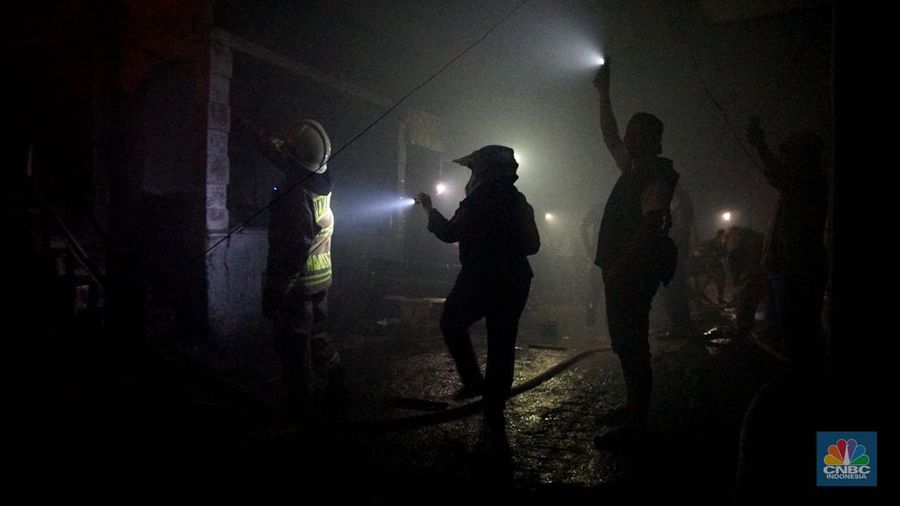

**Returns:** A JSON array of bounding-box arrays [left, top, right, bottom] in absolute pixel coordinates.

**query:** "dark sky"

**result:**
[[219, 0, 833, 241]]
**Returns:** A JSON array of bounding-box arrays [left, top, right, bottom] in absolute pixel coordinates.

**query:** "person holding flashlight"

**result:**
[[746, 117, 827, 368], [416, 145, 540, 424], [591, 58, 680, 450]]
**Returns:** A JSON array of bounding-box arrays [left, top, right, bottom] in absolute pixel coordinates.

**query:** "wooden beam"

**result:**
[[212, 27, 391, 108]]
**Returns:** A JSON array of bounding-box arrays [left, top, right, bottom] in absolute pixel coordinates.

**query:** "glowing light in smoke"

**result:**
[[435, 182, 447, 195], [573, 42, 607, 69], [371, 196, 415, 213], [544, 213, 554, 222], [722, 211, 732, 222], [347, 194, 418, 219]]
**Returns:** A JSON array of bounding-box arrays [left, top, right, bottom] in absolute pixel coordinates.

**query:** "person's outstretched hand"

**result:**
[[415, 192, 433, 211], [593, 58, 611, 91]]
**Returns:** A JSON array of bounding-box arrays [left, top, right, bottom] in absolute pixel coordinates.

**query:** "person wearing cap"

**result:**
[[415, 145, 540, 421], [591, 58, 680, 449], [240, 117, 342, 421]]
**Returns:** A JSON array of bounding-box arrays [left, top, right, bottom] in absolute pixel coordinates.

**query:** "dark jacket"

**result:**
[[427, 175, 540, 285], [250, 125, 335, 318], [595, 157, 679, 272], [764, 168, 827, 277], [265, 172, 333, 309]]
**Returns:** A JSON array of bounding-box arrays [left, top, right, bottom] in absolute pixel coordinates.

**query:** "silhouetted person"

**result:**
[[747, 117, 828, 367], [579, 201, 606, 327], [735, 120, 829, 502], [689, 230, 727, 305], [416, 145, 540, 421], [241, 117, 341, 420], [723, 226, 766, 337], [591, 59, 679, 449], [661, 186, 698, 338]]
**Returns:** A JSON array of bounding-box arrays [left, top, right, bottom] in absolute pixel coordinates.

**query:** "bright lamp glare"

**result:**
[[356, 195, 417, 216], [544, 213, 554, 222], [722, 212, 732, 221], [435, 182, 447, 195], [581, 47, 606, 68]]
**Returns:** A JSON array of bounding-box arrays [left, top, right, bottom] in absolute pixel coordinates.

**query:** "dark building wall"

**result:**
[[111, 0, 212, 345], [13, 0, 214, 343], [14, 0, 456, 352], [206, 28, 415, 349]]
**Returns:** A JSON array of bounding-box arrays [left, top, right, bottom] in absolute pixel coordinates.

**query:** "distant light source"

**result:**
[[596, 55, 606, 66], [435, 182, 447, 195], [403, 197, 416, 207], [544, 212, 554, 222], [722, 211, 732, 222]]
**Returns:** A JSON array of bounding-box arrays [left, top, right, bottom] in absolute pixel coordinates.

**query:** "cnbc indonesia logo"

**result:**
[[822, 438, 871, 482]]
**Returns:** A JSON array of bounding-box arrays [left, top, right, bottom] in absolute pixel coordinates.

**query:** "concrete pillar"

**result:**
[[206, 40, 232, 231]]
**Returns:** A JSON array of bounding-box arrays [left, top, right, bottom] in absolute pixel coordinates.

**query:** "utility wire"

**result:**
[[666, 3, 825, 230], [663, 4, 765, 229], [177, 0, 530, 275]]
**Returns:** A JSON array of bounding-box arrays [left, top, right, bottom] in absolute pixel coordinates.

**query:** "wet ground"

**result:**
[[35, 295, 788, 501], [292, 301, 786, 502]]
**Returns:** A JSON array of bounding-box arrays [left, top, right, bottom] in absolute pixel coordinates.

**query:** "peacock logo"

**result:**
[[817, 432, 877, 487], [823, 438, 870, 466]]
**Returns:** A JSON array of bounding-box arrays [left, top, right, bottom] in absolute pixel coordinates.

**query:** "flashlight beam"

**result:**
[[178, 0, 531, 277]]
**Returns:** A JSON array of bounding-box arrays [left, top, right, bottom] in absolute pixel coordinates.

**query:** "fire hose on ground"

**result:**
[[263, 346, 614, 438]]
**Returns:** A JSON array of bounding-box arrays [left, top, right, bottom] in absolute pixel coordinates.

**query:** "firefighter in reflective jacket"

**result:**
[[241, 117, 338, 417]]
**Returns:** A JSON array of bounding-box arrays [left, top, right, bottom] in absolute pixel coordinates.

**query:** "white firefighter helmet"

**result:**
[[284, 119, 332, 174]]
